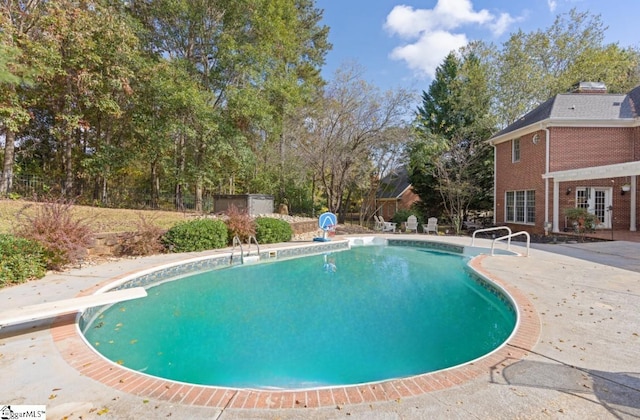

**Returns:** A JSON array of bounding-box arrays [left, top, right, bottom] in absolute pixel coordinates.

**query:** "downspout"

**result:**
[[631, 176, 637, 231], [492, 141, 497, 226], [542, 126, 556, 232], [631, 127, 637, 231]]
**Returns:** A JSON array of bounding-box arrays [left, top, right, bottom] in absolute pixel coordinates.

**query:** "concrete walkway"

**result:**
[[1, 236, 639, 419], [532, 240, 640, 273]]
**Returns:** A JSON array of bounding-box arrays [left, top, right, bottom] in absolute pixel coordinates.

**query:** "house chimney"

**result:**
[[571, 81, 608, 94]]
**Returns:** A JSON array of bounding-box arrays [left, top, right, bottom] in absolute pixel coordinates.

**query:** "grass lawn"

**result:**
[[0, 199, 191, 235]]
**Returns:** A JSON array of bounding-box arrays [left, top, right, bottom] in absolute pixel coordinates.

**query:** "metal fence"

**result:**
[[9, 175, 214, 212], [11, 175, 50, 198]]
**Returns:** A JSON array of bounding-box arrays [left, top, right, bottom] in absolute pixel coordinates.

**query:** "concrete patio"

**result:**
[[1, 235, 639, 419]]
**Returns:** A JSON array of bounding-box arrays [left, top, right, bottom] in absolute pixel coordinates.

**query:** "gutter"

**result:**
[[489, 118, 638, 146]]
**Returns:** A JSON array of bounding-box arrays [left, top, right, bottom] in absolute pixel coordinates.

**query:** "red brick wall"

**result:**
[[549, 127, 637, 231], [400, 188, 420, 211], [377, 187, 421, 220], [495, 125, 639, 233], [558, 178, 630, 230], [494, 130, 547, 233], [549, 127, 634, 172]]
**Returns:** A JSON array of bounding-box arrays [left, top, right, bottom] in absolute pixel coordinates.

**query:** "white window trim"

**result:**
[[512, 138, 521, 163], [505, 190, 535, 225]]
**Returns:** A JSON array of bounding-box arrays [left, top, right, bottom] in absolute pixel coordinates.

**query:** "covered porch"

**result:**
[[543, 161, 639, 234]]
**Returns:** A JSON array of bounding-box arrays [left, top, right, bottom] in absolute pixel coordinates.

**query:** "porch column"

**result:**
[[553, 179, 560, 232], [631, 176, 637, 232]]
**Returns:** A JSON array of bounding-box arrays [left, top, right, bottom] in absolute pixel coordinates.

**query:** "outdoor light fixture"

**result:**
[[566, 187, 572, 195], [621, 184, 631, 195]]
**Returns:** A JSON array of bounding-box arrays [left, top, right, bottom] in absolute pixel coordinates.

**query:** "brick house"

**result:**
[[376, 167, 420, 220], [488, 82, 640, 235]]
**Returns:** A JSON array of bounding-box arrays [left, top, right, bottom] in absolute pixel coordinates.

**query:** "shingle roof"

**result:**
[[377, 167, 411, 199], [491, 85, 640, 140], [552, 93, 631, 119], [628, 85, 640, 116], [492, 97, 555, 138]]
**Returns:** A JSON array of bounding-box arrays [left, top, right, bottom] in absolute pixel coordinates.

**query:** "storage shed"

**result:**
[[213, 194, 274, 216]]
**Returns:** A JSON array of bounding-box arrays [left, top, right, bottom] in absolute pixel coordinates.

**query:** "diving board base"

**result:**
[[0, 287, 147, 329]]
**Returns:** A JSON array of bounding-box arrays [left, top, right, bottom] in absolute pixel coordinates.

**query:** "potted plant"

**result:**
[[564, 207, 599, 234]]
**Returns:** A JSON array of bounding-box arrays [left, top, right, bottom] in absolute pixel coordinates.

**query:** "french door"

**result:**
[[576, 187, 612, 228]]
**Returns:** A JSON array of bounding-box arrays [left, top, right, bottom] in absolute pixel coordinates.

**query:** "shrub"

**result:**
[[565, 207, 599, 233], [14, 199, 94, 270], [0, 234, 47, 286], [255, 217, 292, 244], [162, 218, 228, 252], [391, 209, 423, 231], [224, 205, 256, 244], [117, 213, 167, 257]]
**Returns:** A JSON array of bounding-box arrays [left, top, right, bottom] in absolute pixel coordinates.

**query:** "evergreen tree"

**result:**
[[410, 45, 495, 233]]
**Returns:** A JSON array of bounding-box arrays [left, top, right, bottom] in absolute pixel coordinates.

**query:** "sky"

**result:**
[[315, 0, 640, 94]]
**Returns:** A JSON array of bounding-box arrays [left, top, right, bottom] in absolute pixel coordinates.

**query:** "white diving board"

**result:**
[[0, 287, 147, 329]]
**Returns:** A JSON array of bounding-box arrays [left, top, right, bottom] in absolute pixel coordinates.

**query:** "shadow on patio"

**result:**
[[490, 358, 640, 418], [533, 229, 640, 243]]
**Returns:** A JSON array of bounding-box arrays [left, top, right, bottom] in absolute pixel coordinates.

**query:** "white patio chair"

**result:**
[[373, 215, 384, 231], [405, 215, 418, 233], [379, 216, 396, 233], [423, 217, 438, 235]]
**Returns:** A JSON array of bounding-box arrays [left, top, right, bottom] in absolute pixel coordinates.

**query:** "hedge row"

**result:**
[[161, 217, 293, 252], [0, 217, 294, 286]]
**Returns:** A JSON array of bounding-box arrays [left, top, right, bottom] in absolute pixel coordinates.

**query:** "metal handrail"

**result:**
[[491, 231, 530, 257], [232, 235, 261, 264], [247, 235, 260, 258], [231, 235, 244, 265], [471, 226, 512, 247]]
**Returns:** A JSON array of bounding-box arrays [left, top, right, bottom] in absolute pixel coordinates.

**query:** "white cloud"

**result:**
[[490, 12, 517, 36], [384, 0, 518, 78], [432, 0, 493, 28], [547, 0, 558, 12], [384, 5, 435, 39], [390, 31, 469, 78]]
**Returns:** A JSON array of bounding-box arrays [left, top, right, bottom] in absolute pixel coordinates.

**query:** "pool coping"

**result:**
[[50, 241, 541, 410]]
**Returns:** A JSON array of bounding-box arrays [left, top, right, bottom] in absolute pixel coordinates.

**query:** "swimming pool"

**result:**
[[81, 240, 516, 389]]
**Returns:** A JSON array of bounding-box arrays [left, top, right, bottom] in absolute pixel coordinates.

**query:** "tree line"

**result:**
[[1, 4, 639, 225], [1, 0, 335, 213]]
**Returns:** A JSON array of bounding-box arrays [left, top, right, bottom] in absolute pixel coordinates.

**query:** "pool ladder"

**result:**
[[231, 235, 261, 265], [470, 226, 530, 257]]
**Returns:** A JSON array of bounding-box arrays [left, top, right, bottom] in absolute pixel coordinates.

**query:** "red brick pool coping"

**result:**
[[51, 254, 540, 409]]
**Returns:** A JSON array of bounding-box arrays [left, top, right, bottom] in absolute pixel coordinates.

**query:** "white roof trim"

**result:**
[[398, 184, 413, 198], [489, 118, 638, 145], [543, 160, 640, 182]]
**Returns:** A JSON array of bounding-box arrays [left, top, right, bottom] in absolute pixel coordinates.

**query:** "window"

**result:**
[[515, 191, 525, 222], [506, 192, 514, 222], [526, 192, 536, 222], [576, 188, 589, 210], [512, 138, 520, 162], [505, 190, 535, 224]]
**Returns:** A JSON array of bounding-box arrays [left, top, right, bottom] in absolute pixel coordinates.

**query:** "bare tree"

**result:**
[[290, 63, 414, 221], [359, 126, 411, 224]]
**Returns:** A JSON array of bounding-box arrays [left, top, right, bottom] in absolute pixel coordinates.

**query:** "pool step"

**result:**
[[243, 255, 260, 264]]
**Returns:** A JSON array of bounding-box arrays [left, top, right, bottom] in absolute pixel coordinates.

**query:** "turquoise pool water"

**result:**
[[83, 245, 516, 389]]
